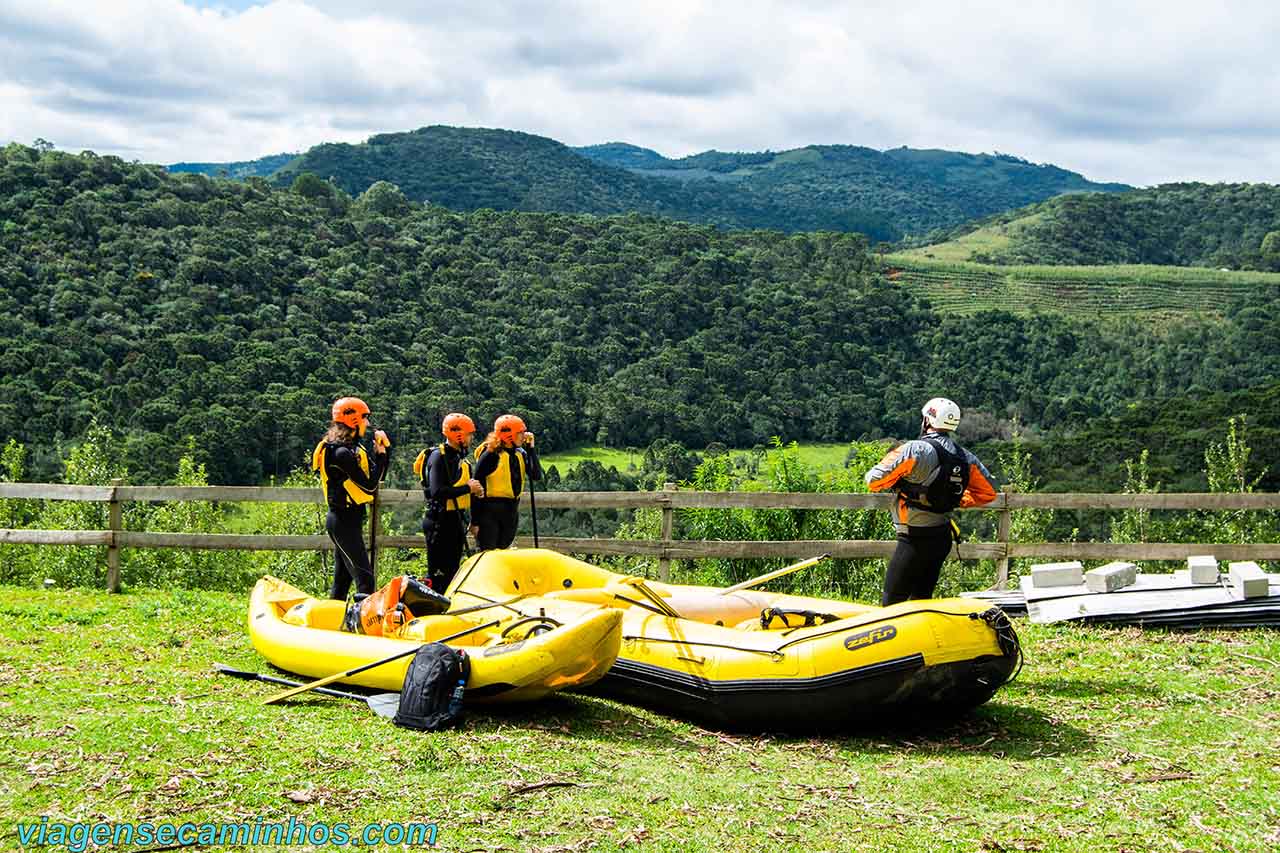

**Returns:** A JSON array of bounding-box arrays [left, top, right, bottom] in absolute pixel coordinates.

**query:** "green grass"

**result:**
[[2, 584, 1277, 851], [541, 446, 642, 472], [894, 212, 1049, 262], [880, 254, 1280, 320], [543, 442, 854, 476]]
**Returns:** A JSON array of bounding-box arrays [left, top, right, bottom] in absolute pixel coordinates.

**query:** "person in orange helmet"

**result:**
[[471, 414, 541, 550], [311, 396, 391, 601], [413, 412, 484, 591]]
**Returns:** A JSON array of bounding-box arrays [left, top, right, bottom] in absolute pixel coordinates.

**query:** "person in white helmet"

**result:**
[[864, 397, 998, 605]]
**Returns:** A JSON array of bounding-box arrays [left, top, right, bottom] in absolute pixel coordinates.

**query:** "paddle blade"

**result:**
[[366, 693, 401, 719]]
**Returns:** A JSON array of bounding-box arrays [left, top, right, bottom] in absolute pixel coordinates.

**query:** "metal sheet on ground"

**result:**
[[1019, 570, 1208, 603], [1029, 579, 1280, 624]]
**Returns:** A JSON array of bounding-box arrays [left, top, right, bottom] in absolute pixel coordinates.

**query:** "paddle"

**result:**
[[622, 577, 682, 618], [261, 619, 500, 706], [369, 427, 391, 577], [719, 554, 830, 595], [214, 663, 401, 717], [524, 443, 539, 548], [369, 489, 381, 578]]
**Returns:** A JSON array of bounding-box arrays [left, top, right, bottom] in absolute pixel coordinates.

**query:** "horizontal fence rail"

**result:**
[[1, 482, 1277, 591]]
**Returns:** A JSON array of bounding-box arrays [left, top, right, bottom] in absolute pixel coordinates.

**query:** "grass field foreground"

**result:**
[[1, 585, 1278, 852]]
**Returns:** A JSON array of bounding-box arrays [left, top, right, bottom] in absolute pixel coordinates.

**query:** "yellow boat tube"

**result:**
[[445, 549, 1021, 730], [248, 576, 622, 702]]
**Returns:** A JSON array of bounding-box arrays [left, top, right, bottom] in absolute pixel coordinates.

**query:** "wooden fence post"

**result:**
[[995, 489, 1013, 590], [106, 478, 123, 593], [658, 482, 676, 582]]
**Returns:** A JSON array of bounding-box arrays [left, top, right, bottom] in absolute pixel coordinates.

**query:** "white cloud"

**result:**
[[2, 0, 1279, 184]]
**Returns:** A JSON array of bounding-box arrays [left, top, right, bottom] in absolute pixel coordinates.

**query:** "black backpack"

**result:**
[[898, 434, 970, 513], [392, 644, 470, 732]]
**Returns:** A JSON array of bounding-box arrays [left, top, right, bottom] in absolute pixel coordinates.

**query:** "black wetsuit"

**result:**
[[319, 439, 388, 600], [472, 445, 541, 550], [420, 443, 472, 590]]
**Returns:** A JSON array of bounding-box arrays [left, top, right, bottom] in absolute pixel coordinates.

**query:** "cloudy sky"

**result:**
[[2, 0, 1278, 186]]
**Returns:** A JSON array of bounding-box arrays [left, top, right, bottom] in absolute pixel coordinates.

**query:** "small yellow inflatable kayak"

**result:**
[[248, 576, 622, 702], [445, 549, 1021, 730]]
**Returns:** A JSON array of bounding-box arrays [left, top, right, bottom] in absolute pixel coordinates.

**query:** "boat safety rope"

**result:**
[[773, 607, 1023, 658], [621, 635, 784, 659], [450, 589, 535, 617], [445, 593, 531, 616]]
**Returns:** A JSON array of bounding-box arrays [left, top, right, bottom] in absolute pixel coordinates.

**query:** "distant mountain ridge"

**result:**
[[167, 152, 297, 179], [237, 125, 1129, 240]]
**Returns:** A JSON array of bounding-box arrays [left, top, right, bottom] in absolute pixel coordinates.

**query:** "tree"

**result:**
[[1261, 230, 1280, 271]]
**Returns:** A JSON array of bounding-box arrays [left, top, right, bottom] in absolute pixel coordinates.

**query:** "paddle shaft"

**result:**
[[217, 664, 400, 716], [215, 664, 369, 702], [719, 554, 830, 595], [369, 489, 380, 578], [526, 451, 539, 548], [261, 618, 500, 705], [626, 578, 681, 618]]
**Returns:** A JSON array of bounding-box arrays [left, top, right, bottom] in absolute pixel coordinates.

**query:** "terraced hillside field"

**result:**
[[882, 255, 1280, 320]]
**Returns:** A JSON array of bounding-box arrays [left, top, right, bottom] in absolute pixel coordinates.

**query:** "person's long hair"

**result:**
[[479, 430, 502, 454], [323, 422, 357, 445]]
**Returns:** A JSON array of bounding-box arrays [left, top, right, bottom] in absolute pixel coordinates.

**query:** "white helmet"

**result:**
[[921, 397, 961, 431]]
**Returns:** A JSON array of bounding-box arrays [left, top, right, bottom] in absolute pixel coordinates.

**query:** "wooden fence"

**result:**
[[2, 481, 1279, 592]]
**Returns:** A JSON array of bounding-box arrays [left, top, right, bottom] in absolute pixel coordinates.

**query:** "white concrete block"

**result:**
[[1031, 561, 1084, 588], [1187, 555, 1219, 585], [1085, 561, 1138, 593], [1228, 561, 1269, 599]]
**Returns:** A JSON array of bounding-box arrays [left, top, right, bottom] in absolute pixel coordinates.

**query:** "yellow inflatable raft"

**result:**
[[444, 549, 1021, 730], [248, 576, 622, 702]]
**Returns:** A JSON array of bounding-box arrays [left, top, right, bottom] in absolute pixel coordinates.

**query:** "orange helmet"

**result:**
[[494, 414, 526, 443], [442, 412, 476, 438], [331, 397, 370, 429]]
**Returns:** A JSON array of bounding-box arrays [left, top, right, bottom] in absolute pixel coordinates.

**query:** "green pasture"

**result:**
[[894, 212, 1047, 262], [2, 584, 1277, 852], [541, 445, 643, 472], [542, 442, 855, 476]]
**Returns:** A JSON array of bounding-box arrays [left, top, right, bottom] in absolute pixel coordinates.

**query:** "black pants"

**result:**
[[474, 498, 518, 550], [881, 525, 955, 606], [326, 509, 375, 600], [423, 509, 466, 590]]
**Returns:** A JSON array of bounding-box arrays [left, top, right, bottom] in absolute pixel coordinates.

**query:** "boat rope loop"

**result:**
[[500, 612, 563, 639], [760, 607, 841, 630], [970, 607, 1024, 683]]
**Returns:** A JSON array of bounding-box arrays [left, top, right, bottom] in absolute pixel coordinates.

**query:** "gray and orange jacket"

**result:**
[[864, 431, 998, 531]]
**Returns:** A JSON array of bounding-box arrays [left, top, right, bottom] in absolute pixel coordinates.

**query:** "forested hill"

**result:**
[[4, 142, 1280, 486], [269, 125, 1128, 241], [990, 379, 1280, 494], [920, 183, 1280, 269], [167, 153, 297, 179], [576, 141, 1130, 236]]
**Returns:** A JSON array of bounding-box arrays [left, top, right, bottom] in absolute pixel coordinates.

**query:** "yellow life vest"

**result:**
[[414, 444, 472, 511], [480, 446, 526, 500], [312, 439, 375, 507]]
